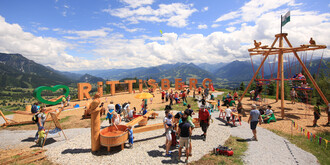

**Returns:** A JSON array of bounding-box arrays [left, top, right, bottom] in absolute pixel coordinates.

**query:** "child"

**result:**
[[150, 94, 154, 104], [37, 126, 45, 147], [313, 103, 321, 127], [217, 99, 220, 111], [126, 125, 134, 148], [128, 107, 135, 121], [225, 105, 232, 126], [142, 105, 148, 115], [164, 111, 173, 157]]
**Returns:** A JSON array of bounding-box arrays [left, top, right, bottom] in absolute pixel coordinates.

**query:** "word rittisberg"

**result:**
[[77, 78, 212, 100]]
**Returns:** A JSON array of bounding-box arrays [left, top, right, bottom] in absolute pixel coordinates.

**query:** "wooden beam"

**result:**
[[284, 36, 329, 105], [276, 52, 281, 102], [0, 110, 9, 125], [239, 36, 279, 102], [126, 111, 154, 127], [280, 35, 285, 118], [133, 123, 164, 134]]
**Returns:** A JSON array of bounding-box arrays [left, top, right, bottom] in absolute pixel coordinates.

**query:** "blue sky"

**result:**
[[0, 0, 329, 71]]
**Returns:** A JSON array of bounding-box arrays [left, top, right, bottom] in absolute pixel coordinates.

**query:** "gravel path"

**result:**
[[45, 110, 230, 165], [229, 121, 319, 165]]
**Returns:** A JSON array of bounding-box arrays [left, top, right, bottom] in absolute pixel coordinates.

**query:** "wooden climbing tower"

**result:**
[[239, 33, 328, 118]]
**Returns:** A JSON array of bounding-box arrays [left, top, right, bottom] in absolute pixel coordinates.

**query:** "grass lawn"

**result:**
[[190, 136, 248, 165], [160, 97, 199, 112], [270, 129, 330, 165]]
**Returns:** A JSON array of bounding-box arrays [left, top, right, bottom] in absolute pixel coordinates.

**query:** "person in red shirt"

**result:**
[[182, 90, 187, 103], [161, 91, 166, 103], [198, 104, 210, 141]]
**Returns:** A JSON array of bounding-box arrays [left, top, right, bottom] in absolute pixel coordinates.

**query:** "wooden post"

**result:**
[[90, 98, 101, 152], [239, 36, 279, 101], [283, 36, 329, 105], [0, 110, 9, 125], [279, 35, 285, 118], [276, 54, 281, 102]]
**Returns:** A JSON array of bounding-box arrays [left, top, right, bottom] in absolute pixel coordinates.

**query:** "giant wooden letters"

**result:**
[[77, 78, 213, 100], [175, 78, 184, 90], [78, 83, 92, 100], [148, 79, 157, 91], [97, 82, 103, 97], [161, 79, 170, 91], [202, 78, 212, 89]]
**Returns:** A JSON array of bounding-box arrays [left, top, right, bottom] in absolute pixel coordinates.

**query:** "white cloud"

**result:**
[[103, 3, 197, 27], [120, 0, 154, 8], [211, 24, 221, 28], [215, 0, 293, 23], [108, 23, 144, 33], [215, 11, 240, 22], [61, 28, 113, 40], [226, 27, 236, 32], [197, 24, 207, 29], [202, 7, 208, 12], [37, 27, 49, 31]]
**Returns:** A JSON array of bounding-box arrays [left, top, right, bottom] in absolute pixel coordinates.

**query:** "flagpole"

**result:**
[[280, 15, 282, 34]]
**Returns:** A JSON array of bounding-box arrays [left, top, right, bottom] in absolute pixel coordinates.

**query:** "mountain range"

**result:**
[[0, 53, 328, 89], [0, 53, 103, 88]]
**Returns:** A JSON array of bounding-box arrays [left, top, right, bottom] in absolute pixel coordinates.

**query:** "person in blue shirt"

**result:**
[[142, 105, 148, 115], [126, 125, 134, 148], [247, 104, 262, 141]]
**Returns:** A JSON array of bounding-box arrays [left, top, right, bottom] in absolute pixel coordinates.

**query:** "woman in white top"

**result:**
[[112, 112, 121, 127]]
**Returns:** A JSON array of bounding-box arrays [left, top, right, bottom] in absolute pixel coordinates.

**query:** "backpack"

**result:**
[[115, 104, 121, 113], [31, 105, 38, 113], [165, 105, 172, 110], [32, 113, 40, 123], [122, 103, 128, 109]]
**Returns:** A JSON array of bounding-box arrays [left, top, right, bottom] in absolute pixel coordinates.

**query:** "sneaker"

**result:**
[[203, 136, 206, 141], [165, 154, 171, 157], [251, 136, 256, 141], [201, 134, 204, 137]]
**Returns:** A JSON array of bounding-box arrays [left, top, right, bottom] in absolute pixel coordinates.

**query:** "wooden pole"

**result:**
[[279, 35, 285, 118], [276, 52, 281, 102], [240, 36, 279, 101], [0, 110, 9, 125], [90, 99, 101, 152], [283, 36, 329, 105]]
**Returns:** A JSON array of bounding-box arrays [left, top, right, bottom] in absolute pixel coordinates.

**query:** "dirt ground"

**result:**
[[3, 89, 329, 135], [239, 97, 329, 135]]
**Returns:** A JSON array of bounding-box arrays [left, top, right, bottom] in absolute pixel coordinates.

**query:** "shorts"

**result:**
[[179, 137, 189, 148], [166, 132, 172, 141], [200, 121, 208, 133], [162, 96, 165, 100], [250, 121, 258, 130], [226, 117, 231, 122], [123, 109, 128, 116], [314, 112, 320, 120]]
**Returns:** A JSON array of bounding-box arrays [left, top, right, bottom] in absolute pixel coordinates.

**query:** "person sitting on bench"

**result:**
[[262, 105, 273, 122]]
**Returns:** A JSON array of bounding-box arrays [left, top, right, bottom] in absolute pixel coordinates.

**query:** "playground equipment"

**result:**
[[0, 106, 64, 128], [93, 105, 200, 152], [240, 33, 328, 118], [99, 110, 159, 152]]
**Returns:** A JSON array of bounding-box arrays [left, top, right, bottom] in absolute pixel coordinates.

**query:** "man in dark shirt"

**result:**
[[177, 113, 191, 163]]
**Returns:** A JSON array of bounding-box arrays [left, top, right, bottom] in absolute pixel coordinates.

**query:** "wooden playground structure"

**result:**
[[0, 105, 64, 128], [240, 33, 328, 118]]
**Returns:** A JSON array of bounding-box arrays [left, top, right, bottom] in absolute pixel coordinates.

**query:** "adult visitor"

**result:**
[[247, 104, 262, 141]]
